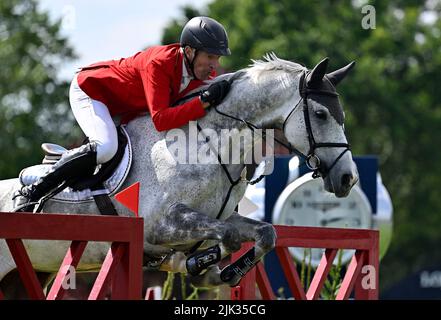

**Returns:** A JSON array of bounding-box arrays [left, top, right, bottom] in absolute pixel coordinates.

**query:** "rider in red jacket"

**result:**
[[78, 43, 215, 131], [13, 16, 232, 212]]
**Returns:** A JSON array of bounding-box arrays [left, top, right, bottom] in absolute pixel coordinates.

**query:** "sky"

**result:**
[[38, 0, 211, 80]]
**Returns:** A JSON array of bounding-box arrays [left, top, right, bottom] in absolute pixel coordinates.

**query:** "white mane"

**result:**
[[247, 53, 305, 82]]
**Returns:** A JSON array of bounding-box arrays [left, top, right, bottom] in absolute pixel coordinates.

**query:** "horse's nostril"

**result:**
[[341, 173, 352, 187]]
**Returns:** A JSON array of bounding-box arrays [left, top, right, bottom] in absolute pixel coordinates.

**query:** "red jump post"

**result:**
[[0, 212, 144, 300], [231, 225, 379, 300]]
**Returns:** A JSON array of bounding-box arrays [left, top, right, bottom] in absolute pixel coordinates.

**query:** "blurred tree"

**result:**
[[161, 5, 201, 45], [162, 0, 441, 291], [0, 0, 79, 179]]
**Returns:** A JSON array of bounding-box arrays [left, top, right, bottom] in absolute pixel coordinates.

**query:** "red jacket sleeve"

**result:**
[[142, 60, 206, 132]]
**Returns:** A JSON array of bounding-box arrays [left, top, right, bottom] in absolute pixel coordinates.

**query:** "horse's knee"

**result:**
[[222, 225, 241, 253], [257, 224, 276, 252]]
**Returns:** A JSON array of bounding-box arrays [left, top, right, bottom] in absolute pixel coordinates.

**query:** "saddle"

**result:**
[[19, 126, 133, 214]]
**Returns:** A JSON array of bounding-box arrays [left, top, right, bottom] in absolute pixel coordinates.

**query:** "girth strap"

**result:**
[[92, 184, 118, 216]]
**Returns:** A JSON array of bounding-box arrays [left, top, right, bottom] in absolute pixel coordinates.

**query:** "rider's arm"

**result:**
[[142, 60, 207, 132]]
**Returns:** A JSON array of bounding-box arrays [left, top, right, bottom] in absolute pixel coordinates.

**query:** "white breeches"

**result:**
[[69, 74, 118, 164]]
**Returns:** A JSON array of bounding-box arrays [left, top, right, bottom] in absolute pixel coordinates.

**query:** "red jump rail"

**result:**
[[0, 212, 143, 300], [231, 225, 379, 300]]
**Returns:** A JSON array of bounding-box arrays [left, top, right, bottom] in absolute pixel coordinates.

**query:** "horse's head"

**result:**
[[188, 54, 358, 197], [282, 57, 358, 197]]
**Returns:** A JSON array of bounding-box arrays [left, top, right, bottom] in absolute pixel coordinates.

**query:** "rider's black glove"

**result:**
[[200, 80, 231, 107]]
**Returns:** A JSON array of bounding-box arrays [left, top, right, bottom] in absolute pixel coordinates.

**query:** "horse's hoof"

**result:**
[[220, 265, 242, 287]]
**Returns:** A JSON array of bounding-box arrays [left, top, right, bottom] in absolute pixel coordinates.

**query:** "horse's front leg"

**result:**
[[189, 212, 276, 288], [220, 212, 276, 286], [145, 202, 242, 273]]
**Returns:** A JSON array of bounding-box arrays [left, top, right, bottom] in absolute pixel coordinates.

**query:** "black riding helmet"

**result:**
[[180, 16, 230, 80], [180, 16, 231, 56]]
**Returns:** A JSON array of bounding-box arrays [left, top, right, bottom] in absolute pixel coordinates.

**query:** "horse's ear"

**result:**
[[307, 57, 329, 88], [327, 61, 356, 86]]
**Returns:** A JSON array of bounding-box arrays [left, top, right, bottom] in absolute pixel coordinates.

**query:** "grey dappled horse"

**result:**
[[0, 54, 358, 293]]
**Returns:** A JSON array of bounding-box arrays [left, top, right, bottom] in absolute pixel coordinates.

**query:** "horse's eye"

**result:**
[[315, 110, 327, 120]]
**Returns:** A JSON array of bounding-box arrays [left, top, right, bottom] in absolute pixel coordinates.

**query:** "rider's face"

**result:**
[[185, 47, 220, 80]]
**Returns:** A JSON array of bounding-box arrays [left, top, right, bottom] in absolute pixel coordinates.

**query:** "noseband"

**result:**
[[282, 71, 351, 178]]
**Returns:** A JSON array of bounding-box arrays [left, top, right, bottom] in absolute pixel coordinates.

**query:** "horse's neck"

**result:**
[[197, 71, 301, 175]]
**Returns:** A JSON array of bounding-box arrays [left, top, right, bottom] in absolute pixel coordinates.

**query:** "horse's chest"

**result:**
[[194, 179, 248, 221], [150, 147, 250, 220]]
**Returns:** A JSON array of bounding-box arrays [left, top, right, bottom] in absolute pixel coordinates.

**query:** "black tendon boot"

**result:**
[[12, 142, 97, 212]]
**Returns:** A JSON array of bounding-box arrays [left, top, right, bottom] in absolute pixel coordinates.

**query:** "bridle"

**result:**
[[212, 70, 351, 181], [281, 70, 351, 178]]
